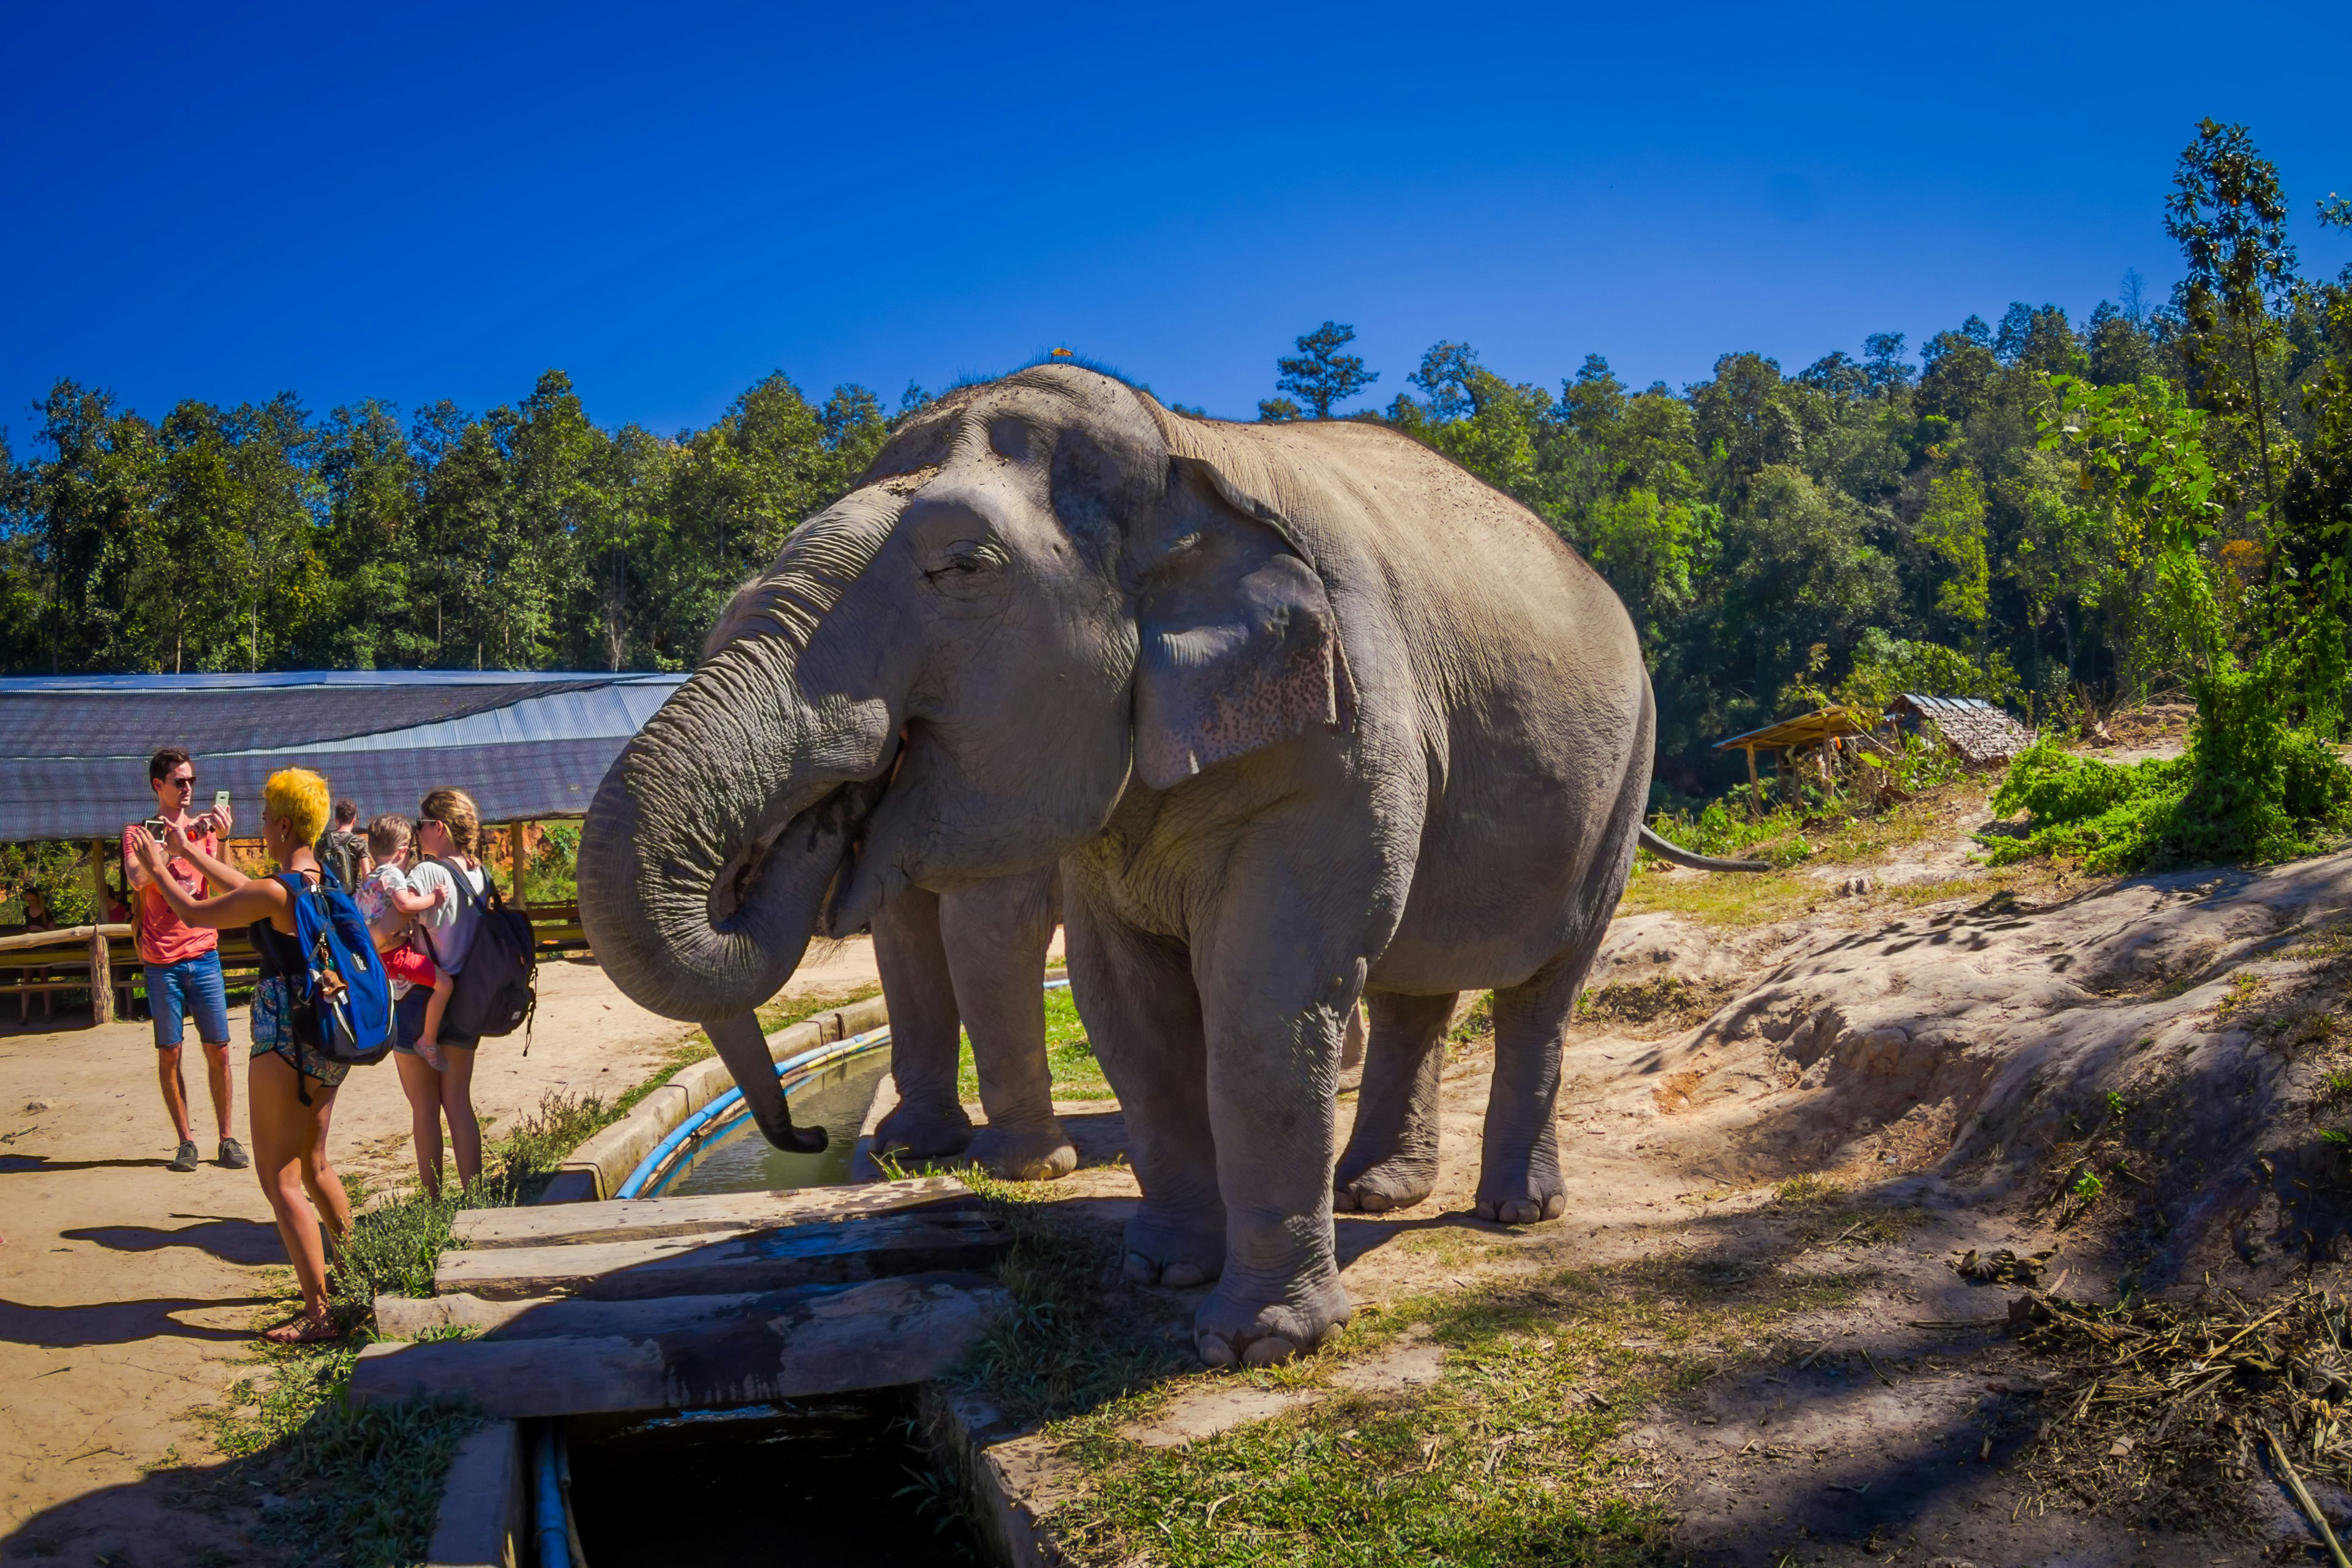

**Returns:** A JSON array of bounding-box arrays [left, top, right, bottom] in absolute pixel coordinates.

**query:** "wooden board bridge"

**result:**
[[351, 1175, 1013, 1420]]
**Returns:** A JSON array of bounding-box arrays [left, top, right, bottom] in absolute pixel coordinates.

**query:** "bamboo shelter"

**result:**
[[0, 671, 685, 1025], [1713, 705, 1877, 815]]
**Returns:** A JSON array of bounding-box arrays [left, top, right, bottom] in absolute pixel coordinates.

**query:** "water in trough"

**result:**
[[658, 1049, 894, 1196]]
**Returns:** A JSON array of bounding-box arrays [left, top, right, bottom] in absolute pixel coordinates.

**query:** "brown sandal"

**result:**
[[261, 1310, 339, 1346]]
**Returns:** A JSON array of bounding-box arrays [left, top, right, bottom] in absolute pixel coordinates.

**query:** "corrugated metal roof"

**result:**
[[0, 671, 685, 841]]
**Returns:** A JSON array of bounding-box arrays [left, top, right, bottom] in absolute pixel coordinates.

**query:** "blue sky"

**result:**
[[7, 1, 2350, 437]]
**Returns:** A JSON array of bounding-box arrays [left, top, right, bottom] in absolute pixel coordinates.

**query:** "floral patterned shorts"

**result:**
[[247, 976, 350, 1090]]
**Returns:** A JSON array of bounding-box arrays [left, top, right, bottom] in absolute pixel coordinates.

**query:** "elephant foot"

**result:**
[[1195, 1272, 1350, 1369], [968, 1121, 1077, 1182], [1332, 1150, 1438, 1213], [1120, 1204, 1226, 1289], [873, 1099, 974, 1161], [1474, 1169, 1567, 1226]]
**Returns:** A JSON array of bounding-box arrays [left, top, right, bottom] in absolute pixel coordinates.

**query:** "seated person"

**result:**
[[354, 814, 454, 1072]]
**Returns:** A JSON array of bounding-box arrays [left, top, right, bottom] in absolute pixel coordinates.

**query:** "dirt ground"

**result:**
[[0, 937, 883, 1561]]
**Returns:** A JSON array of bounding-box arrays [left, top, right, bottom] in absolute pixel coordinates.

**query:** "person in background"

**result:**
[[123, 747, 246, 1172], [356, 813, 454, 1072], [132, 766, 353, 1344], [398, 787, 488, 1198], [12, 889, 56, 1025], [318, 797, 366, 889]]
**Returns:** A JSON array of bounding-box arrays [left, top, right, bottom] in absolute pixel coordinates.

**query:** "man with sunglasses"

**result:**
[[122, 748, 247, 1172]]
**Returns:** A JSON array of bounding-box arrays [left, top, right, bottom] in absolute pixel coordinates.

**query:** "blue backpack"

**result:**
[[280, 864, 394, 1087]]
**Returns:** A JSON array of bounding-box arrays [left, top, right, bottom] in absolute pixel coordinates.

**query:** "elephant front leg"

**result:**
[[869, 884, 974, 1160], [709, 1014, 825, 1153], [1333, 990, 1456, 1213], [1191, 923, 1366, 1368], [941, 867, 1075, 1181]]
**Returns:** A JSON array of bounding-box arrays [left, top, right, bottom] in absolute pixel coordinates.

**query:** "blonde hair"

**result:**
[[264, 768, 333, 848], [418, 786, 481, 857]]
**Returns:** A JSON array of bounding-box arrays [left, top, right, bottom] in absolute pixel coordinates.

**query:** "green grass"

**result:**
[[956, 982, 1113, 1101], [1047, 1255, 1870, 1568]]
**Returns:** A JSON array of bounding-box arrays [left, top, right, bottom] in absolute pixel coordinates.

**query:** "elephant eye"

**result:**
[[922, 539, 1005, 597]]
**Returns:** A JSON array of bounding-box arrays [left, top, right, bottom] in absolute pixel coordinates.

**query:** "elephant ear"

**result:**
[[1129, 453, 1356, 791]]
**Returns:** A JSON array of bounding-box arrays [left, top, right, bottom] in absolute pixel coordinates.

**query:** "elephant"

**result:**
[[867, 865, 1078, 1182], [578, 363, 1755, 1367]]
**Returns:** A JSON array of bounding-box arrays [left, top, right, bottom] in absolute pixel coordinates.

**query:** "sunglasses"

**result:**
[[164, 775, 196, 790]]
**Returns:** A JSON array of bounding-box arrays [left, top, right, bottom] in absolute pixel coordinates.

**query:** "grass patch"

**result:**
[[1049, 1254, 1869, 1567], [191, 1330, 484, 1568], [951, 1165, 1188, 1425], [956, 984, 1113, 1102]]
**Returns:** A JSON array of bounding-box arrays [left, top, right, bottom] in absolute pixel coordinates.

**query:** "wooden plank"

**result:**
[[0, 924, 133, 956], [351, 1273, 1012, 1416], [381, 1286, 796, 1340], [434, 1210, 1011, 1302], [450, 1175, 979, 1251], [509, 822, 528, 911]]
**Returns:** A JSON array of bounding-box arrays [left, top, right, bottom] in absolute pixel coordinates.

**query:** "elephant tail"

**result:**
[[1636, 824, 1770, 873]]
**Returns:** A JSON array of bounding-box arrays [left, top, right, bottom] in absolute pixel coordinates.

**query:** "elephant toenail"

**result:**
[[1162, 1262, 1205, 1287], [1359, 1189, 1394, 1213], [1332, 1188, 1357, 1212], [1243, 1335, 1297, 1368], [1542, 1193, 1566, 1219], [1198, 1333, 1237, 1368], [1123, 1252, 1158, 1284]]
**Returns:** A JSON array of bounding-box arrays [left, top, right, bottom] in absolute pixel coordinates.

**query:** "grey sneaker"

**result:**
[[217, 1137, 251, 1170], [168, 1139, 200, 1172]]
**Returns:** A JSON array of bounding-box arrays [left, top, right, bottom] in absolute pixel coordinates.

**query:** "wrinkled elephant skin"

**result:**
[[578, 366, 1654, 1366]]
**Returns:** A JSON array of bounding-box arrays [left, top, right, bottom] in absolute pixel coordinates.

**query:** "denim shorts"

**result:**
[[145, 951, 230, 1049]]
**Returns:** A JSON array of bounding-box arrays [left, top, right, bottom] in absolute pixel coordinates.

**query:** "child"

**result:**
[[355, 814, 454, 1071]]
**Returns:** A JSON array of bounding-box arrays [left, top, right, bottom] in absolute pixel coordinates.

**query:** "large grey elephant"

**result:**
[[578, 364, 1746, 1366]]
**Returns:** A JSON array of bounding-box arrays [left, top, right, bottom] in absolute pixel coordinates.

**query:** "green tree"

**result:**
[[1267, 322, 1378, 420], [2165, 119, 2297, 517]]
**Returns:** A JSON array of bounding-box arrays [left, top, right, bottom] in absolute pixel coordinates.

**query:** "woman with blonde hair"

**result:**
[[399, 786, 490, 1197], [131, 766, 353, 1344]]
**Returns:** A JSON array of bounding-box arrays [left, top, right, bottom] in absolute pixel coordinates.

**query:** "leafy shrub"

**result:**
[[1988, 660, 2352, 871]]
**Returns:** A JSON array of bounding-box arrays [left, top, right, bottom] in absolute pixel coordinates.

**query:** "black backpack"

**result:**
[[424, 856, 538, 1043]]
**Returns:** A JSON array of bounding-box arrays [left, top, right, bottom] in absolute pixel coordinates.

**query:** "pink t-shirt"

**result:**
[[121, 823, 221, 967]]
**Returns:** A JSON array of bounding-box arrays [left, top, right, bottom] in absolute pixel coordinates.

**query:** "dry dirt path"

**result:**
[[0, 939, 882, 1561]]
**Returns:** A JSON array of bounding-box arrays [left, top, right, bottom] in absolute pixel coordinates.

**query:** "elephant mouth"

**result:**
[[705, 767, 895, 938]]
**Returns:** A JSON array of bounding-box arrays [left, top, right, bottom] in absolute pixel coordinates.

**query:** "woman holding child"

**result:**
[[130, 767, 350, 1344], [391, 787, 491, 1199]]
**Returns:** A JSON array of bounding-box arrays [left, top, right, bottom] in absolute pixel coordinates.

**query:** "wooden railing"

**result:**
[[1, 900, 592, 1023]]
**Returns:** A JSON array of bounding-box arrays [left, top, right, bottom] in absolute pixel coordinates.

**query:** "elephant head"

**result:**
[[576, 366, 1354, 1140]]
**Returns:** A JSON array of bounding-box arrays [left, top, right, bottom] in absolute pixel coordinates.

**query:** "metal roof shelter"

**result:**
[[0, 671, 686, 842], [1889, 693, 2035, 767]]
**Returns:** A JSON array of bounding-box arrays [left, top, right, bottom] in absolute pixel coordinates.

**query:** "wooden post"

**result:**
[[510, 822, 529, 910], [86, 840, 113, 1027], [1744, 745, 1762, 819]]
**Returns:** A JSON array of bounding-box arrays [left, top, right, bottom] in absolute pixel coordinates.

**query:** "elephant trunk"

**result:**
[[577, 497, 900, 1024]]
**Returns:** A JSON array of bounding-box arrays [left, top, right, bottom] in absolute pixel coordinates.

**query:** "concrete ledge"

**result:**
[[922, 1389, 1080, 1568], [424, 1419, 527, 1568], [546, 995, 891, 1203]]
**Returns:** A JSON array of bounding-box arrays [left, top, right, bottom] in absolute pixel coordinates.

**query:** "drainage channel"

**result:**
[[389, 997, 1072, 1566]]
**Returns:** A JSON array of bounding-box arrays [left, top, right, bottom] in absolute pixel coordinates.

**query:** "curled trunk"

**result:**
[[577, 497, 900, 1023]]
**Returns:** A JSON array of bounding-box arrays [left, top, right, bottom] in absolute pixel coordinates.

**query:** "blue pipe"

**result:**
[[616, 1027, 891, 1199], [533, 1422, 570, 1568], [617, 978, 1077, 1199]]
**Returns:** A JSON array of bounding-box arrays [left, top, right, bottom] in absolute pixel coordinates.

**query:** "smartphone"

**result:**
[[214, 790, 231, 814], [141, 817, 170, 842]]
